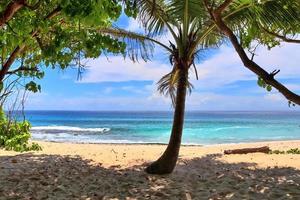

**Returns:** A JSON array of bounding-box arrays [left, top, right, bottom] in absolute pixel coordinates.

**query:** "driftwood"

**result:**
[[224, 146, 270, 155]]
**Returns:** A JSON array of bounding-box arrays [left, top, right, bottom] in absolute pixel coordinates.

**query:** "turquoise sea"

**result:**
[[25, 111, 300, 145]]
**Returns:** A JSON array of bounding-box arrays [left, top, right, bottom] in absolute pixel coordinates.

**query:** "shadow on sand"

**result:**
[[0, 153, 299, 199]]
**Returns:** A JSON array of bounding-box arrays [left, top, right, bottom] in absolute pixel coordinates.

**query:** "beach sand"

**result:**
[[0, 140, 299, 199]]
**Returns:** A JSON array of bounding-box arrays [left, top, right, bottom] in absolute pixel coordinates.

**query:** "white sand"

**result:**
[[0, 140, 299, 199]]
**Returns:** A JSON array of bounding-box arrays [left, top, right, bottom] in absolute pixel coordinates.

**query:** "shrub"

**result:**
[[269, 150, 285, 154], [286, 148, 300, 154], [269, 148, 300, 155], [0, 109, 42, 152]]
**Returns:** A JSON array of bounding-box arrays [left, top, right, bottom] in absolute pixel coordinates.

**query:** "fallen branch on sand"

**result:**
[[224, 146, 270, 155]]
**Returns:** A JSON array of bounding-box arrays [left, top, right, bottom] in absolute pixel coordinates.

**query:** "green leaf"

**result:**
[[25, 81, 41, 93], [0, 82, 3, 92]]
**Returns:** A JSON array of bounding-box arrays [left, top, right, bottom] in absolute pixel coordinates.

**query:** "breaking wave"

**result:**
[[31, 126, 110, 133]]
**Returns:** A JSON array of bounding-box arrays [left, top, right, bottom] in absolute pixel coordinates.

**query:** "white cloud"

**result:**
[[185, 91, 299, 111], [264, 93, 285, 102], [127, 18, 143, 32], [26, 94, 170, 111], [80, 42, 300, 88], [26, 90, 300, 111], [80, 46, 250, 87], [25, 37, 300, 110], [192, 47, 251, 89], [192, 43, 300, 90], [124, 17, 300, 90], [103, 87, 113, 94], [80, 56, 171, 83], [253, 43, 300, 79], [284, 84, 300, 91]]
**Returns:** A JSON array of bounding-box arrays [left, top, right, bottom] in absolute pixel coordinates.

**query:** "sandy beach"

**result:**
[[1, 140, 300, 199]]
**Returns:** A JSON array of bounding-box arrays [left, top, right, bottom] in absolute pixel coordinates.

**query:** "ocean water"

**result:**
[[23, 111, 300, 145]]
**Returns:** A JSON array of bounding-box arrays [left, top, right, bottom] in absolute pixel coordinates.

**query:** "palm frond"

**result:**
[[136, 0, 174, 36], [224, 0, 300, 33], [190, 0, 300, 55], [168, 0, 207, 25], [157, 67, 193, 106], [217, 0, 300, 48], [98, 27, 156, 62]]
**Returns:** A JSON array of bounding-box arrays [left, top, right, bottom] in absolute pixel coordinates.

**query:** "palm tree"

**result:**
[[99, 0, 300, 174], [99, 0, 223, 174]]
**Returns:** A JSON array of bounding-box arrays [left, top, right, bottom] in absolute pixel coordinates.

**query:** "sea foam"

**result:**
[[31, 126, 110, 133]]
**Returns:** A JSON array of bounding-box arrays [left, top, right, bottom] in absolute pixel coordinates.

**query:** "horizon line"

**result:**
[[14, 109, 300, 112]]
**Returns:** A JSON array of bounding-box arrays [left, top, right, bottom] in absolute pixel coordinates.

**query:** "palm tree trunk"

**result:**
[[145, 66, 188, 174]]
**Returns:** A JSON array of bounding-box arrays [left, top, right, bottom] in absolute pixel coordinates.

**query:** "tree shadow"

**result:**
[[0, 153, 299, 199], [173, 154, 300, 199]]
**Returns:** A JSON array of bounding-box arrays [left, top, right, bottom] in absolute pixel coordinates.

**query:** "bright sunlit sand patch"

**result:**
[[1, 140, 299, 199]]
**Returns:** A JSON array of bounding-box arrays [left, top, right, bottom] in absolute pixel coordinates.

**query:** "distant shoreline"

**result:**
[[21, 110, 300, 113], [31, 139, 300, 147]]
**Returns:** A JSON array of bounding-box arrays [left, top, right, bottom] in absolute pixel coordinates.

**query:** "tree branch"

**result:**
[[211, 3, 300, 105], [7, 66, 39, 75], [0, 6, 62, 82], [215, 0, 234, 15], [263, 28, 300, 44], [203, 0, 214, 20], [23, 0, 42, 10], [44, 6, 61, 19], [0, 0, 26, 28], [0, 45, 26, 82]]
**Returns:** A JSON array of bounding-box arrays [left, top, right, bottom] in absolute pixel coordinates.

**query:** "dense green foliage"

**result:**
[[0, 0, 135, 95], [0, 109, 41, 152]]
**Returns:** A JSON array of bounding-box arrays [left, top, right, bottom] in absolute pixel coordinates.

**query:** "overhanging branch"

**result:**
[[7, 66, 39, 75], [0, 45, 26, 82], [209, 0, 300, 105]]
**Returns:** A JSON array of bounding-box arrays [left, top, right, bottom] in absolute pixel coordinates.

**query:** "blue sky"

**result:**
[[25, 14, 300, 111]]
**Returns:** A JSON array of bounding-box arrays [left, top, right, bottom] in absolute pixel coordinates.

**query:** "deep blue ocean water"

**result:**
[[24, 111, 300, 145]]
